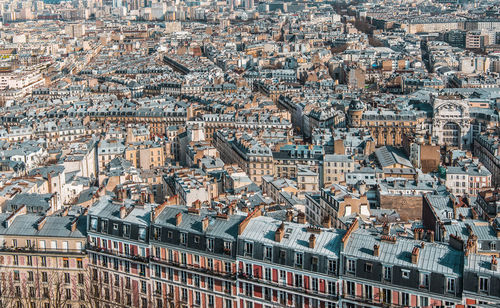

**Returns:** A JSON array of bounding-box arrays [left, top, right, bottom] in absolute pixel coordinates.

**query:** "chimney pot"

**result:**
[[373, 244, 380, 257]]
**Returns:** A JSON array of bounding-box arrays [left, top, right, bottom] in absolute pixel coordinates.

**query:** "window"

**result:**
[[328, 259, 337, 274], [346, 281, 355, 296], [311, 278, 318, 292], [265, 268, 271, 280], [295, 253, 303, 267], [402, 292, 410, 306], [123, 224, 131, 237], [347, 259, 355, 273], [180, 233, 187, 245], [364, 263, 372, 272], [364, 285, 372, 299], [419, 296, 428, 307], [383, 266, 392, 280], [402, 269, 410, 279], [90, 218, 98, 230], [207, 238, 214, 251], [264, 246, 272, 260], [138, 228, 146, 241], [479, 277, 489, 292], [328, 281, 336, 295], [244, 242, 253, 256], [382, 289, 391, 304], [420, 272, 429, 288], [447, 277, 455, 293]]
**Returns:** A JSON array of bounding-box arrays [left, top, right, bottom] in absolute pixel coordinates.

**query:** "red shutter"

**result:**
[[287, 272, 293, 286], [319, 279, 325, 293], [254, 285, 262, 298], [254, 265, 262, 279], [272, 269, 278, 282], [239, 261, 243, 272], [304, 276, 310, 290]]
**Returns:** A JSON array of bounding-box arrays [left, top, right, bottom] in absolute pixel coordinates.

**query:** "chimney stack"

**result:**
[[411, 247, 420, 264], [71, 218, 78, 232], [37, 216, 47, 231], [382, 223, 390, 235], [275, 223, 285, 242], [428, 230, 434, 242], [176, 212, 182, 226], [202, 216, 209, 231], [286, 211, 293, 222], [120, 206, 127, 219], [322, 216, 332, 228], [309, 234, 316, 249], [373, 244, 379, 257], [297, 212, 306, 224]]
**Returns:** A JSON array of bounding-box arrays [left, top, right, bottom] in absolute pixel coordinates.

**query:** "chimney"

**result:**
[[322, 216, 332, 228], [382, 223, 390, 235], [120, 206, 127, 219], [47, 172, 53, 194], [428, 230, 434, 242], [297, 212, 306, 224], [491, 256, 498, 272], [309, 234, 316, 248], [286, 210, 293, 222], [202, 216, 209, 231], [71, 218, 78, 232], [62, 207, 69, 217], [275, 223, 285, 242], [373, 244, 379, 257], [176, 212, 182, 226], [411, 247, 420, 264], [37, 216, 47, 231]]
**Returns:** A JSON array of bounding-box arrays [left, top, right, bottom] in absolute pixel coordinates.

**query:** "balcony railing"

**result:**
[[343, 293, 406, 308], [150, 256, 236, 279], [86, 244, 149, 263], [0, 245, 86, 255], [237, 271, 338, 301]]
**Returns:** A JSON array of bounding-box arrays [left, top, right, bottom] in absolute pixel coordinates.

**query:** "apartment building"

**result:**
[[0, 207, 88, 308], [473, 134, 500, 187], [446, 164, 491, 196], [341, 222, 464, 308], [149, 205, 244, 308], [125, 141, 166, 170], [87, 196, 152, 308], [323, 155, 354, 187], [237, 214, 343, 308]]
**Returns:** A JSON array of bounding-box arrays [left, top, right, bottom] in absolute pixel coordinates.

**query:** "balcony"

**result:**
[[343, 293, 405, 308], [86, 244, 149, 264], [0, 245, 86, 255], [150, 256, 236, 280], [237, 271, 338, 302]]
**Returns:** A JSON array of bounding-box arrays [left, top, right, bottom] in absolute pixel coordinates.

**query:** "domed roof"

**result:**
[[349, 100, 364, 111]]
